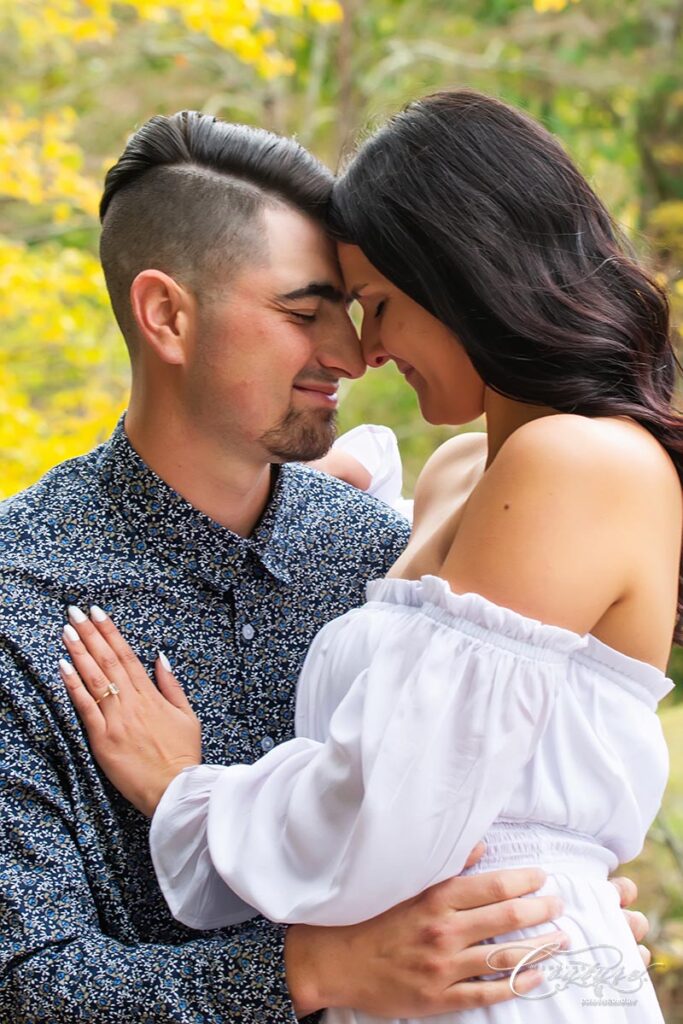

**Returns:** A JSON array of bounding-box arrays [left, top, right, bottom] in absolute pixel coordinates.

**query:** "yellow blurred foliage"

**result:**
[[0, 0, 343, 500], [0, 106, 100, 216], [3, 0, 342, 78], [0, 110, 128, 499], [0, 236, 128, 499], [533, 0, 580, 11]]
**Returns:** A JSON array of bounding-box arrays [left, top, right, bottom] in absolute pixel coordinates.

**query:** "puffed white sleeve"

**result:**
[[150, 581, 585, 928], [333, 424, 413, 519]]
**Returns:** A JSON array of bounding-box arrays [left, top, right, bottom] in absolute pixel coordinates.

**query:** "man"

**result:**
[[0, 111, 646, 1022]]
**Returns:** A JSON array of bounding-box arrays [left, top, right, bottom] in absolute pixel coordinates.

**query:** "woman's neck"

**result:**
[[484, 389, 560, 468]]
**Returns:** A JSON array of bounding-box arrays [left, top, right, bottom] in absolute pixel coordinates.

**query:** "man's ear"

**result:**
[[129, 270, 194, 365]]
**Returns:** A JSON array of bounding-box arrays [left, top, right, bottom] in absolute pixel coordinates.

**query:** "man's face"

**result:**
[[186, 205, 364, 464]]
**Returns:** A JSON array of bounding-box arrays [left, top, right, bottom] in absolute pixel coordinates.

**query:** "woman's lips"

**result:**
[[394, 358, 415, 379], [397, 362, 417, 384]]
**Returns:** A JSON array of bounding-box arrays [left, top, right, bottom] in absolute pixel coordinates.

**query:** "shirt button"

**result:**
[[260, 735, 275, 752], [242, 623, 255, 640]]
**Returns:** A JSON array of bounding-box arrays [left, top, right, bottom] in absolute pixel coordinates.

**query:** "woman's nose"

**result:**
[[366, 349, 390, 368], [361, 321, 391, 369]]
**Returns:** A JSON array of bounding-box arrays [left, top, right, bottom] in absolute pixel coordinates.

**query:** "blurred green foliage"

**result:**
[[1, 2, 683, 1010], [625, 703, 683, 1018]]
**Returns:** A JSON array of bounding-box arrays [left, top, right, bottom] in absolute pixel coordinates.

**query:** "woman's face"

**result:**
[[338, 244, 485, 425]]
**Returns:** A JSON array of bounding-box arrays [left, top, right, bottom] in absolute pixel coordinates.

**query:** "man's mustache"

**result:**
[[293, 371, 340, 388]]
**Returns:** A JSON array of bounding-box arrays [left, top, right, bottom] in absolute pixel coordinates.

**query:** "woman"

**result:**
[[60, 90, 681, 1021]]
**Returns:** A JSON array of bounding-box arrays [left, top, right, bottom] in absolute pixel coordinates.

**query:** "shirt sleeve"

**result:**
[[0, 647, 301, 1024], [150, 602, 574, 928], [333, 425, 413, 519]]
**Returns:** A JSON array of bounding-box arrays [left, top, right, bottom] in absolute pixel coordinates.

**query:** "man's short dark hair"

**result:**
[[99, 111, 334, 350]]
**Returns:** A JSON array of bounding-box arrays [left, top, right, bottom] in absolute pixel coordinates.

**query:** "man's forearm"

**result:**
[[2, 917, 297, 1023]]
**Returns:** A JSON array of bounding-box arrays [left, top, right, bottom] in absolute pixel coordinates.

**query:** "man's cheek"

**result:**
[[228, 377, 290, 427]]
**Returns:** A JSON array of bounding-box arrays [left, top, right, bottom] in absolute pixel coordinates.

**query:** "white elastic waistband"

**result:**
[[462, 820, 617, 879]]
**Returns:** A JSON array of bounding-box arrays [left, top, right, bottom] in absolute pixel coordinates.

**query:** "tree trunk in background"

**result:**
[[336, 0, 358, 163]]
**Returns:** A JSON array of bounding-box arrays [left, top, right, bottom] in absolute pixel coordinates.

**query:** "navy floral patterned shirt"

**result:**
[[0, 417, 410, 1023]]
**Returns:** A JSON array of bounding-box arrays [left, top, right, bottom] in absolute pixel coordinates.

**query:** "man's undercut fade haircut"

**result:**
[[100, 111, 334, 349]]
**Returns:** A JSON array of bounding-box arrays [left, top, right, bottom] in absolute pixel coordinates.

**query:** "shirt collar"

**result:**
[[96, 416, 295, 587]]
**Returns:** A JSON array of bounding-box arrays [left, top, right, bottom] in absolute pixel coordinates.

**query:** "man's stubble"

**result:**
[[259, 405, 337, 463]]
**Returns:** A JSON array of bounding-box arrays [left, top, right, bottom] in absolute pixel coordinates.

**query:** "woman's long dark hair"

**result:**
[[328, 89, 683, 643]]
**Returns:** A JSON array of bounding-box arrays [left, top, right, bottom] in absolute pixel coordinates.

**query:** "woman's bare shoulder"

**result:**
[[440, 414, 681, 635], [413, 432, 487, 514], [500, 414, 680, 506], [422, 431, 488, 469]]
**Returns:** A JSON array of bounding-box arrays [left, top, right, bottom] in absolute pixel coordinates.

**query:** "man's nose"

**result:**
[[318, 311, 366, 380]]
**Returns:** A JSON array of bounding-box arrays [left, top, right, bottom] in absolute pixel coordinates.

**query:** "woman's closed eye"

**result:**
[[375, 299, 387, 319]]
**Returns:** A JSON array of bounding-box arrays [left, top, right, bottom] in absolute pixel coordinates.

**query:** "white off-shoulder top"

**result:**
[[150, 576, 672, 1022]]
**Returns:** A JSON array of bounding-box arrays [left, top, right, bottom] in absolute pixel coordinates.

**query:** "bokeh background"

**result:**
[[1, 0, 683, 1015]]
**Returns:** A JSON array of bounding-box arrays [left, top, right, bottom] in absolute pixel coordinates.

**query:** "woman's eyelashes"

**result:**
[[375, 299, 387, 319]]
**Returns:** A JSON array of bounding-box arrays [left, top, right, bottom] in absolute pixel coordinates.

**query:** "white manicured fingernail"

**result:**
[[90, 605, 107, 622], [158, 651, 172, 671], [59, 658, 74, 674], [68, 605, 87, 624], [63, 624, 79, 642]]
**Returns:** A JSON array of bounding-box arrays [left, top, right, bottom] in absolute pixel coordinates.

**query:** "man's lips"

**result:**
[[293, 382, 339, 405], [294, 382, 339, 396]]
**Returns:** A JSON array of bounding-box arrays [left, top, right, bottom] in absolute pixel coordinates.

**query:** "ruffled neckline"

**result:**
[[366, 574, 673, 704]]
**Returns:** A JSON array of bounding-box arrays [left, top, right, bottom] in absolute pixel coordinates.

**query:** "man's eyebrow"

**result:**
[[276, 282, 345, 304]]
